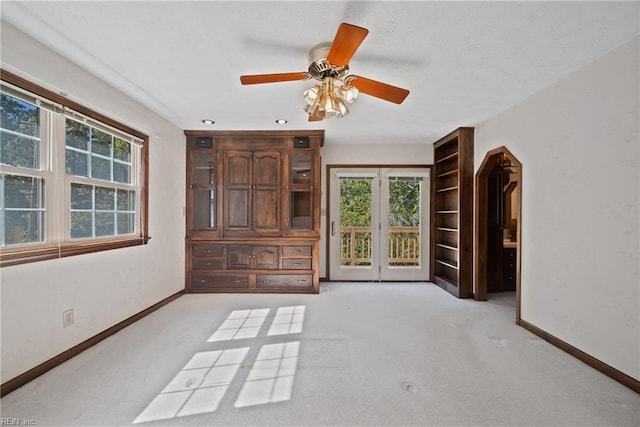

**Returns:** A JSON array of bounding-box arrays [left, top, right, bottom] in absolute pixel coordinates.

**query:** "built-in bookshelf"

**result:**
[[432, 127, 474, 298]]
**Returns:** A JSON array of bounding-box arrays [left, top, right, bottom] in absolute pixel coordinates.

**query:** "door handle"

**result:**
[[331, 221, 335, 236]]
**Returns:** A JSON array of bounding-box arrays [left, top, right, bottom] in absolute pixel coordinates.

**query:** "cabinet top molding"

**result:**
[[433, 127, 474, 148], [184, 129, 325, 145]]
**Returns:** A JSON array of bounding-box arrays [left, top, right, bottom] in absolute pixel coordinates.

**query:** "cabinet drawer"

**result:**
[[192, 258, 224, 270], [192, 244, 224, 257], [191, 274, 249, 289], [282, 259, 312, 270], [282, 246, 312, 257], [256, 274, 313, 288]]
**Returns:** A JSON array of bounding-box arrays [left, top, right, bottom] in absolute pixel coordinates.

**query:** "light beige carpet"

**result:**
[[1, 282, 639, 426]]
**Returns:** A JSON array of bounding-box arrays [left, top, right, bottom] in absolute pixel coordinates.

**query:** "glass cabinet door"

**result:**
[[190, 151, 217, 231], [292, 152, 312, 184], [290, 152, 313, 230]]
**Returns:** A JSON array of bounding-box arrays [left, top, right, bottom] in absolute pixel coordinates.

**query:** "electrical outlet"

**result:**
[[63, 309, 74, 327]]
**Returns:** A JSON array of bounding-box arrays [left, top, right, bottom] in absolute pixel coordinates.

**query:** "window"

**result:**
[[0, 71, 149, 266]]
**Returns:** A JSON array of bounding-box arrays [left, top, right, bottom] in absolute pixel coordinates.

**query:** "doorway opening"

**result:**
[[475, 147, 522, 322], [327, 166, 431, 281]]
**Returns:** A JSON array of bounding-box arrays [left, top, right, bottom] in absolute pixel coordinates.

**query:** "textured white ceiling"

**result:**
[[2, 1, 639, 144]]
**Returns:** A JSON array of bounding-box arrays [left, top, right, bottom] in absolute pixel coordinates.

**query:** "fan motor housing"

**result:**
[[307, 42, 349, 80]]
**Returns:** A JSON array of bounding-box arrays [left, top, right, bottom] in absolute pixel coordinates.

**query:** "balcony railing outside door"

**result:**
[[340, 226, 420, 267]]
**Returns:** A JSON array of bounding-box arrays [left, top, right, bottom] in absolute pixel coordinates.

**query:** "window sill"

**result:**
[[0, 236, 151, 267]]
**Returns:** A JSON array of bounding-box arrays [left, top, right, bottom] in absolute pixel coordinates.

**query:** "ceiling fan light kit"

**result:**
[[240, 23, 410, 121]]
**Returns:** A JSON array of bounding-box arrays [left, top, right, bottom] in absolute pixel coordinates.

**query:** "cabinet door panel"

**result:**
[[226, 151, 251, 186], [226, 188, 251, 230], [254, 188, 279, 231], [253, 246, 279, 269], [253, 151, 280, 186], [253, 151, 281, 233], [228, 246, 252, 269]]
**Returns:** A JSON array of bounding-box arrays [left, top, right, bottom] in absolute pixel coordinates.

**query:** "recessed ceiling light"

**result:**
[[275, 119, 288, 125], [202, 119, 215, 125]]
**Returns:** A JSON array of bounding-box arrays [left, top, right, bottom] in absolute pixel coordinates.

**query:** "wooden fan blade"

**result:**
[[326, 23, 369, 67], [308, 113, 324, 122], [240, 72, 309, 85], [350, 76, 410, 104]]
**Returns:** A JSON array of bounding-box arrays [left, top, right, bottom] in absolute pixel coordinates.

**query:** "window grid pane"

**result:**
[[66, 118, 132, 184], [70, 183, 136, 239], [1, 173, 46, 246], [0, 93, 41, 170]]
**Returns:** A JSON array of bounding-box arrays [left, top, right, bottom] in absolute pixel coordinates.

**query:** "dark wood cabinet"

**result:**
[[502, 246, 517, 291], [432, 127, 474, 298], [185, 130, 323, 294]]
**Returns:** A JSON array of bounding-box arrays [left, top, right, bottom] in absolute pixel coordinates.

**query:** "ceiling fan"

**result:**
[[240, 23, 410, 121]]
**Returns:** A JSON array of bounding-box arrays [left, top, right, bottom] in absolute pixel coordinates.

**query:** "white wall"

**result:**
[[318, 143, 433, 278], [475, 37, 640, 380], [1, 23, 186, 383]]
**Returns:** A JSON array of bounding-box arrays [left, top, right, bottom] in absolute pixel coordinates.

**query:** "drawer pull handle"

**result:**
[[204, 250, 212, 254], [199, 279, 206, 283], [293, 250, 301, 254], [297, 279, 307, 283], [293, 262, 301, 266], [234, 279, 241, 283], [263, 279, 271, 283], [205, 262, 212, 266]]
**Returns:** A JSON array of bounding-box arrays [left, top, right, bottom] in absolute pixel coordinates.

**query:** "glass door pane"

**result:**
[[291, 152, 312, 184], [193, 190, 216, 229], [190, 151, 216, 231], [340, 177, 373, 267], [290, 152, 313, 230], [329, 170, 379, 281], [380, 169, 430, 281], [193, 153, 215, 185], [291, 191, 312, 229], [387, 176, 421, 267]]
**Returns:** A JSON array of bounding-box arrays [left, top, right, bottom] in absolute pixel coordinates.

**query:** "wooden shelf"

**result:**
[[431, 127, 474, 299], [436, 243, 458, 251], [436, 169, 458, 178], [435, 259, 458, 270], [436, 186, 459, 193], [435, 151, 459, 164]]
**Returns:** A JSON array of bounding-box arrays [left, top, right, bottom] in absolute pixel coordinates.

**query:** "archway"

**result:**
[[475, 147, 522, 323]]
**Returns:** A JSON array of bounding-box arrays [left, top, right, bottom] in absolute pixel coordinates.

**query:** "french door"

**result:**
[[329, 167, 430, 281]]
